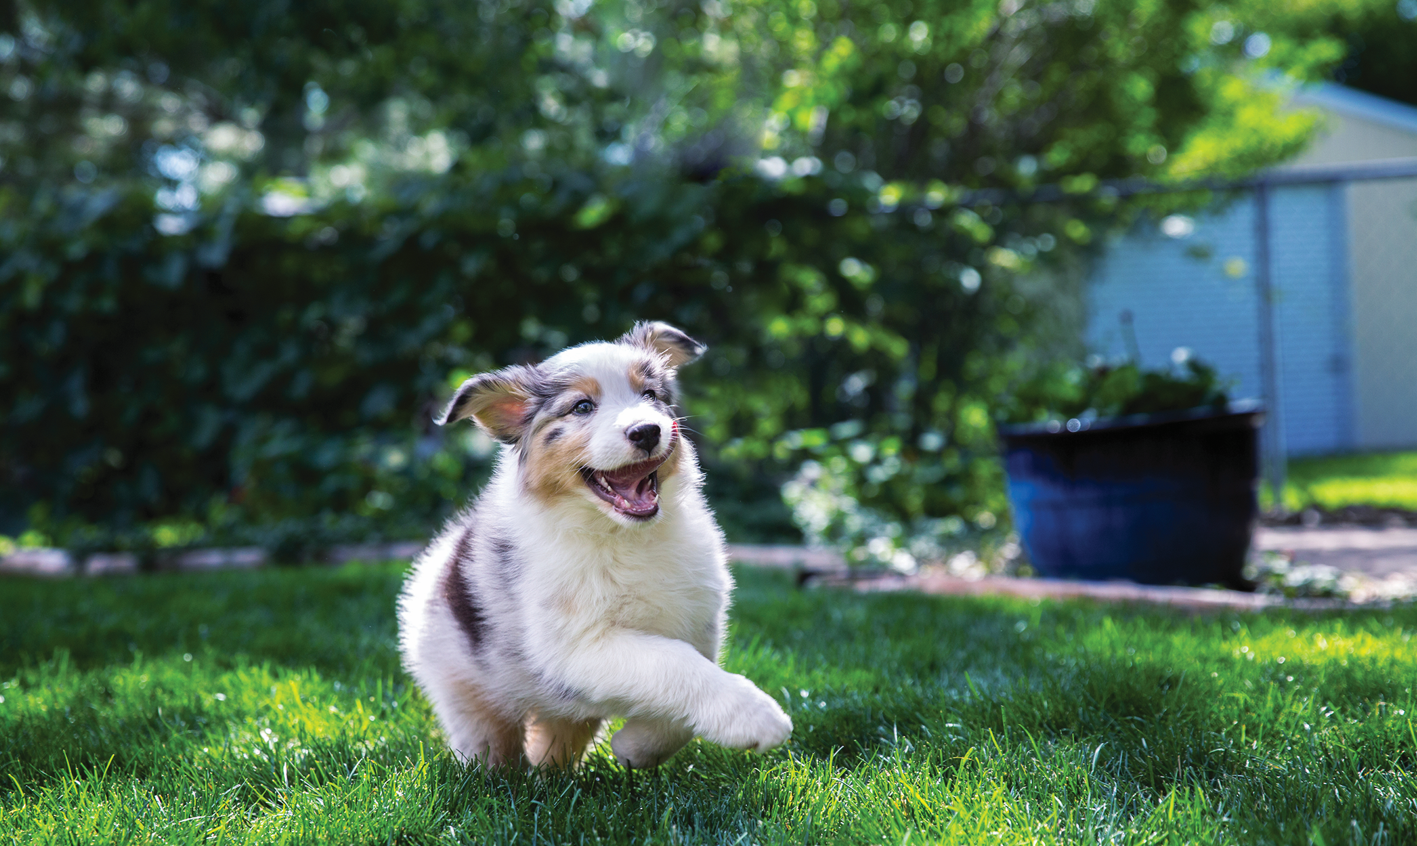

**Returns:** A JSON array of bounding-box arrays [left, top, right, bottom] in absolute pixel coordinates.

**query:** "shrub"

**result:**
[[0, 0, 1345, 550]]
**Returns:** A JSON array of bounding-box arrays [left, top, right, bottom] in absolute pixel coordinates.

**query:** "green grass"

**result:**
[[2, 565, 1415, 844], [1278, 450, 1417, 513]]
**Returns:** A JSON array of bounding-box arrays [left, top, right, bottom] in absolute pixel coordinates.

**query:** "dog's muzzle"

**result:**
[[581, 441, 675, 520]]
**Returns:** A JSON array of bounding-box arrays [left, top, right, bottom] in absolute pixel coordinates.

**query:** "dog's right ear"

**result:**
[[619, 321, 707, 368], [435, 365, 539, 443]]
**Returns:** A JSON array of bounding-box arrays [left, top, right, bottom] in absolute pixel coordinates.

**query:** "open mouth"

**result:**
[[580, 443, 675, 520]]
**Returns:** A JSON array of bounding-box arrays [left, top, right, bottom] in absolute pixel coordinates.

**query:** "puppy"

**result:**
[[397, 322, 793, 769]]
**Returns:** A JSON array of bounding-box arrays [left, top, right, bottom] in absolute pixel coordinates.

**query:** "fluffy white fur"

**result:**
[[398, 322, 793, 769]]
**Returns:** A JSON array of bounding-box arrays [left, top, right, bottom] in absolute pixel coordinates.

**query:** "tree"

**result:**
[[0, 0, 1351, 554]]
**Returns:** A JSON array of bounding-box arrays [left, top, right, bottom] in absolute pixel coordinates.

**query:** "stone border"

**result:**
[[804, 571, 1329, 610], [0, 541, 429, 577], [719, 544, 846, 570], [4, 539, 1408, 611], [0, 541, 827, 578], [802, 569, 1417, 610], [1255, 526, 1417, 552]]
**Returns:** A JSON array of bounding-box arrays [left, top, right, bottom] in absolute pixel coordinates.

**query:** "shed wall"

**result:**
[[1347, 176, 1417, 450], [1086, 186, 1353, 456]]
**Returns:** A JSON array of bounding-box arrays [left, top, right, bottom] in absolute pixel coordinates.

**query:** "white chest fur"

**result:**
[[510, 482, 729, 656]]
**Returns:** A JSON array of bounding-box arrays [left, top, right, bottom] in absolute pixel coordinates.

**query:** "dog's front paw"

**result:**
[[695, 674, 793, 753], [610, 718, 694, 769]]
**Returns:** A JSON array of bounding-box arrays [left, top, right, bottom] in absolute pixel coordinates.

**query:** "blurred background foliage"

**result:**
[[1, 0, 1411, 562]]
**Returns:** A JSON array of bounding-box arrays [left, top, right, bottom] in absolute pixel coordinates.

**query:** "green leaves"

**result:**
[[0, 0, 1378, 549], [571, 193, 617, 229], [1008, 357, 1232, 424]]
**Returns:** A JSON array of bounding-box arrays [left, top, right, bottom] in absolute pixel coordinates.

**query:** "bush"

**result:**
[[4, 164, 1084, 548], [0, 0, 1348, 551]]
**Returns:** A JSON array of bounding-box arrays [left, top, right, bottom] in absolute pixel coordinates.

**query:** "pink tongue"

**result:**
[[604, 467, 655, 506]]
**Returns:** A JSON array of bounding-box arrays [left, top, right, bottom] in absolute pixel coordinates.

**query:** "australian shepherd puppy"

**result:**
[[398, 321, 792, 769]]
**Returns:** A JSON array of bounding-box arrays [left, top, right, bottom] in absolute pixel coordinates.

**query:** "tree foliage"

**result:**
[[0, 0, 1363, 553]]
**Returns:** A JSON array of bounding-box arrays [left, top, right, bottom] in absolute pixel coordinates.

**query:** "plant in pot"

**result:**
[[999, 353, 1263, 588]]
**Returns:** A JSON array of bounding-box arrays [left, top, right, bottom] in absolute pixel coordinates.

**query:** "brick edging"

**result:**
[[0, 541, 844, 578], [0, 541, 428, 577]]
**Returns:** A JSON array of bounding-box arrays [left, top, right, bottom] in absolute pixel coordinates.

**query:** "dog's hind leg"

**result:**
[[525, 715, 602, 769], [610, 717, 694, 769], [433, 681, 525, 768], [445, 712, 525, 768]]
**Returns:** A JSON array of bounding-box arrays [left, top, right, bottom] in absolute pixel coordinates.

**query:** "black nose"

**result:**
[[626, 423, 660, 453]]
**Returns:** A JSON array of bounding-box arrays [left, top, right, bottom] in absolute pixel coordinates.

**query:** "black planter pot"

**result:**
[[997, 400, 1264, 587]]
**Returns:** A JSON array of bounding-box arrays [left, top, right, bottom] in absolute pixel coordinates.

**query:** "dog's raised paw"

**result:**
[[695, 674, 794, 753], [745, 700, 794, 753]]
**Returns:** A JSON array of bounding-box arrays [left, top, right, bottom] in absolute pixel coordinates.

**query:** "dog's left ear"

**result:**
[[434, 364, 540, 443], [619, 321, 706, 367]]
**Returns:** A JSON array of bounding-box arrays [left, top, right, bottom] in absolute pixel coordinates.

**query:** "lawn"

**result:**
[[2, 564, 1414, 844], [1279, 450, 1417, 513]]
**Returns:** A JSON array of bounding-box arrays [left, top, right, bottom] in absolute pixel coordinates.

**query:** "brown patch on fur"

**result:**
[[525, 715, 602, 768], [523, 423, 594, 502], [442, 530, 488, 652], [523, 375, 600, 503], [627, 361, 650, 395], [569, 375, 601, 402]]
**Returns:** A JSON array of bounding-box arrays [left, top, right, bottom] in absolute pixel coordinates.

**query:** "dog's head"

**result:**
[[436, 321, 705, 524]]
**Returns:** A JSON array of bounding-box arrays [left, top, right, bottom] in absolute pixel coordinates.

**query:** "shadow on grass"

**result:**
[[0, 566, 407, 679]]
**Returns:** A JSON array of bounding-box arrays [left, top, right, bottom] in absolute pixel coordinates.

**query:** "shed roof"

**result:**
[[1293, 83, 1417, 138]]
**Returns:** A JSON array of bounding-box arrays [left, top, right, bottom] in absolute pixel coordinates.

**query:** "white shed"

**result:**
[[1086, 83, 1417, 455]]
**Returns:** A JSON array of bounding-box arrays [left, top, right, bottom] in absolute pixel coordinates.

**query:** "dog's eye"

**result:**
[[571, 399, 595, 416], [642, 389, 658, 403]]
